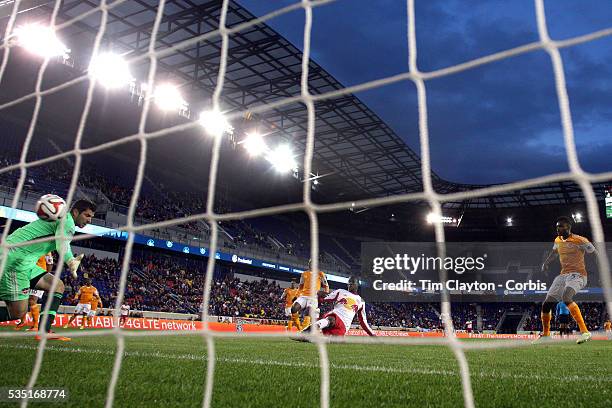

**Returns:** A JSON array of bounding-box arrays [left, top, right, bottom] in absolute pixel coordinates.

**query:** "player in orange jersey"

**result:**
[[281, 280, 299, 330], [86, 294, 103, 328], [535, 216, 597, 344], [14, 252, 54, 331], [604, 319, 611, 340], [64, 279, 99, 330], [290, 260, 329, 330]]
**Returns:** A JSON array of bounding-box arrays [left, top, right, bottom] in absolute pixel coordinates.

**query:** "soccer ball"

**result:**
[[35, 194, 67, 221]]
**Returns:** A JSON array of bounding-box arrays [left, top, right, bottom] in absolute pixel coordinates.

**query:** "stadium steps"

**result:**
[[516, 311, 530, 331], [331, 237, 359, 265], [196, 219, 210, 232], [131, 266, 149, 281], [317, 234, 356, 270], [325, 251, 350, 269], [217, 224, 234, 241], [267, 235, 284, 250], [497, 311, 524, 334], [429, 304, 442, 319], [495, 311, 507, 332]]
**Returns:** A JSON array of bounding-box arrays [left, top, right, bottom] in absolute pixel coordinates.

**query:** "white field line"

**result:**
[[2, 343, 612, 384]]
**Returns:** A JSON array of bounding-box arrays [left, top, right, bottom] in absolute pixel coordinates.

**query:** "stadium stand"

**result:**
[[0, 150, 353, 275]]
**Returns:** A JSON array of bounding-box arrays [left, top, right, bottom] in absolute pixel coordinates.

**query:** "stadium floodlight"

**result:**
[[199, 109, 232, 137], [267, 144, 297, 173], [426, 212, 438, 224], [506, 217, 513, 226], [153, 83, 187, 112], [242, 132, 268, 157], [426, 212, 456, 225], [89, 52, 133, 89], [572, 212, 583, 223], [14, 24, 70, 59]]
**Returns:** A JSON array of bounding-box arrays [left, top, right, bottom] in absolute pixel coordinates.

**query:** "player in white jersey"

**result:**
[[119, 304, 130, 326], [309, 277, 375, 337]]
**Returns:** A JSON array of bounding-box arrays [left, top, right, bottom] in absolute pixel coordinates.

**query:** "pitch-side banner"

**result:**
[[361, 242, 609, 302], [0, 315, 288, 332], [347, 330, 609, 340], [2, 318, 609, 339]]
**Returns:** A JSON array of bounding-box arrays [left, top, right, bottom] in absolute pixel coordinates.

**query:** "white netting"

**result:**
[[0, 1, 610, 408]]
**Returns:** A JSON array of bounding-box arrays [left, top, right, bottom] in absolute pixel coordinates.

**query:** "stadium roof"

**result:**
[[5, 0, 610, 209]]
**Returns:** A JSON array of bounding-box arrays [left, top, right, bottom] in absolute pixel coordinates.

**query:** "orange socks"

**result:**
[[30, 304, 40, 329], [568, 302, 588, 333], [291, 313, 302, 331], [541, 311, 552, 336]]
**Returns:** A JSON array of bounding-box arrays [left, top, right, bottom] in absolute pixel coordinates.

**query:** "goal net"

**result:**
[[0, 1, 611, 407]]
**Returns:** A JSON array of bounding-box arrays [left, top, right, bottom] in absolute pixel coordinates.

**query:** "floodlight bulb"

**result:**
[[199, 109, 231, 137], [153, 84, 186, 111], [243, 132, 267, 157], [426, 212, 437, 224], [268, 144, 297, 173], [15, 24, 69, 58], [89, 53, 133, 89]]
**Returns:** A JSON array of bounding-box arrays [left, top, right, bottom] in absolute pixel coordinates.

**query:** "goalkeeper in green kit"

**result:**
[[0, 197, 96, 340]]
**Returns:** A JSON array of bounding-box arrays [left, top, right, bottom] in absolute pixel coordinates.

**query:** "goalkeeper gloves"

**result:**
[[67, 254, 84, 278]]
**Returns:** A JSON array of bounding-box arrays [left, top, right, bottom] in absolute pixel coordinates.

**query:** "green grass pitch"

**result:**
[[0, 329, 611, 407]]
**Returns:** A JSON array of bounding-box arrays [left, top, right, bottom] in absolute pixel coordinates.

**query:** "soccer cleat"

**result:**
[[35, 333, 71, 341], [62, 324, 69, 329], [49, 335, 71, 341], [299, 321, 323, 336], [299, 323, 312, 334], [79, 326, 84, 330], [25, 327, 38, 332], [290, 330, 310, 343], [14, 320, 27, 330], [532, 334, 553, 344], [576, 332, 591, 345], [291, 323, 320, 343]]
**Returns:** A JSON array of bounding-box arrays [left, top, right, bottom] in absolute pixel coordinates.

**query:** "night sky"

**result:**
[[238, 0, 612, 185]]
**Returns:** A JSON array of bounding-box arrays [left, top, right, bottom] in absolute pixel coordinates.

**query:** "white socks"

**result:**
[[316, 318, 330, 330]]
